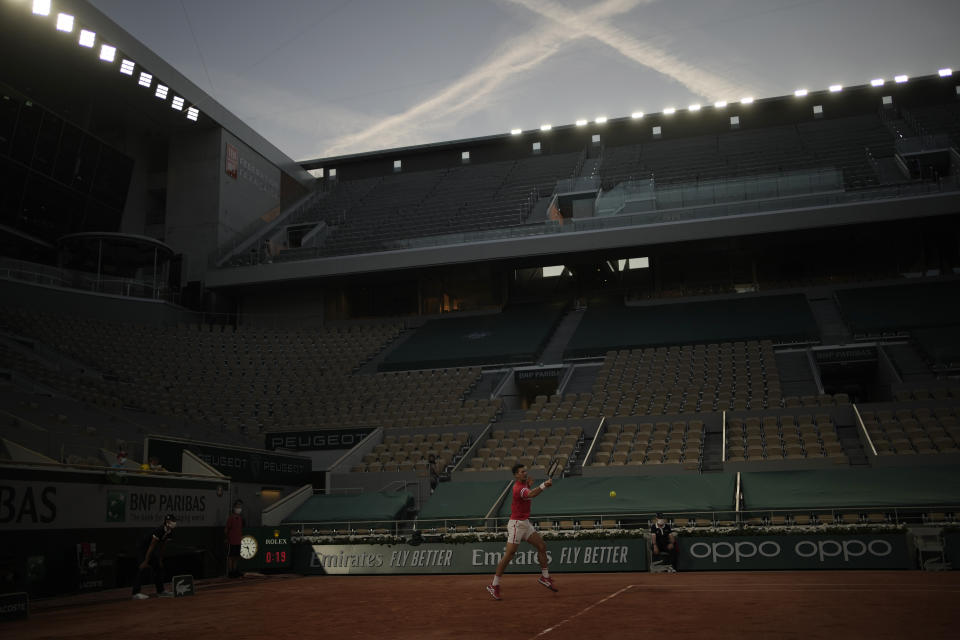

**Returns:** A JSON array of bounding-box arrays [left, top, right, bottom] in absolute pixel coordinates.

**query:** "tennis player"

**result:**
[[486, 463, 557, 600]]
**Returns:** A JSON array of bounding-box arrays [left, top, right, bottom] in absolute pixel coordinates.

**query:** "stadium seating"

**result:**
[[596, 113, 894, 192], [858, 405, 960, 457], [725, 413, 847, 463], [549, 340, 782, 417], [281, 152, 581, 258], [354, 430, 471, 473], [0, 308, 500, 439], [587, 419, 704, 469], [463, 425, 584, 473]]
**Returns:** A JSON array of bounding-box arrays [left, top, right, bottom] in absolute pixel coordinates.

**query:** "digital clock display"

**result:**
[[239, 527, 292, 570]]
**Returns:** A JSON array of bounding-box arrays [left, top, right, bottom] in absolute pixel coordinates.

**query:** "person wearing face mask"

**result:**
[[131, 514, 177, 599], [650, 512, 678, 572], [225, 500, 246, 578], [112, 450, 130, 469]]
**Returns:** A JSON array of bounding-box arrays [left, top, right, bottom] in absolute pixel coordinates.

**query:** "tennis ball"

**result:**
[[609, 490, 616, 498]]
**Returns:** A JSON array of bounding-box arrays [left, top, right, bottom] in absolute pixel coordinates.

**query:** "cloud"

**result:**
[[319, 0, 643, 157]]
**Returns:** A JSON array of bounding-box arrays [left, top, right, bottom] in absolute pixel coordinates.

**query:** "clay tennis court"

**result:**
[[8, 571, 959, 639]]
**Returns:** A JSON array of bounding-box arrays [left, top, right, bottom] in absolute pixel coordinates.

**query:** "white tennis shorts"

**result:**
[[506, 519, 536, 544]]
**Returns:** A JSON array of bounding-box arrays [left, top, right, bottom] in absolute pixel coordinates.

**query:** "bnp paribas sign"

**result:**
[[297, 539, 648, 575]]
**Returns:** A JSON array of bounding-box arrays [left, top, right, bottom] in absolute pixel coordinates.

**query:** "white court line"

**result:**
[[531, 584, 636, 639], [628, 582, 956, 588]]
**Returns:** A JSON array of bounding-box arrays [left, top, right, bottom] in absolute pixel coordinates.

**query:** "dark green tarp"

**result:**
[[381, 303, 565, 370], [497, 474, 737, 517], [283, 491, 413, 523], [742, 466, 960, 509], [418, 480, 510, 520], [835, 281, 960, 334], [565, 294, 817, 357]]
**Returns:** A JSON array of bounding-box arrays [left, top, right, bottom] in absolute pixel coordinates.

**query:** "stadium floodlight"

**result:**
[[138, 71, 153, 88], [794, 89, 808, 97], [32, 0, 51, 17], [870, 78, 884, 86], [155, 84, 168, 99], [714, 100, 727, 108], [540, 124, 552, 131], [542, 265, 565, 278], [631, 111, 644, 119], [829, 84, 843, 92], [56, 13, 75, 32], [594, 116, 608, 124], [688, 103, 701, 111], [938, 68, 953, 77], [171, 96, 185, 111], [79, 30, 96, 48], [575, 119, 588, 126], [740, 96, 754, 104], [629, 257, 649, 269], [663, 107, 676, 115], [510, 128, 522, 135], [187, 107, 199, 121], [120, 59, 135, 75], [894, 74, 909, 83], [99, 44, 116, 62]]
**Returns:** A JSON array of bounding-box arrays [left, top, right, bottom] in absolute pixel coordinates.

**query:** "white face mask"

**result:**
[[656, 520, 665, 527], [234, 508, 243, 514]]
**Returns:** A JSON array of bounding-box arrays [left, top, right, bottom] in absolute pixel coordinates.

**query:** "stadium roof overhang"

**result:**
[[0, 0, 314, 188], [205, 190, 960, 291]]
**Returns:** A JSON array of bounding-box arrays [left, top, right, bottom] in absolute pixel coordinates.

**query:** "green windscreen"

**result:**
[[283, 491, 413, 523], [498, 474, 737, 517], [418, 480, 511, 520], [742, 466, 960, 509]]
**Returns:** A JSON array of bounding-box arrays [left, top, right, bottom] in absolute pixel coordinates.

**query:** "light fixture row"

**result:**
[[509, 67, 955, 135], [32, 0, 200, 122]]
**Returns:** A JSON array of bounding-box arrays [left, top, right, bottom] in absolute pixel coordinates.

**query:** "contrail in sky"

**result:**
[[320, 0, 745, 157], [506, 0, 749, 101], [320, 0, 640, 157]]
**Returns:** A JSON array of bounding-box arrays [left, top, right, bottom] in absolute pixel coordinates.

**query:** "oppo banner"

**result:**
[[679, 534, 912, 571], [297, 539, 648, 575]]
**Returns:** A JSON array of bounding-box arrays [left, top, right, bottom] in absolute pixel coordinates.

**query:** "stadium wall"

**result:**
[[165, 131, 221, 284], [0, 279, 194, 325]]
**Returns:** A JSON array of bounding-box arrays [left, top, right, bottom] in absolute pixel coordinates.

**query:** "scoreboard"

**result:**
[[238, 526, 292, 571]]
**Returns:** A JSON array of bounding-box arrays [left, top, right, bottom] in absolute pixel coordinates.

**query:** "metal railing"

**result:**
[[287, 503, 957, 539], [0, 258, 177, 303]]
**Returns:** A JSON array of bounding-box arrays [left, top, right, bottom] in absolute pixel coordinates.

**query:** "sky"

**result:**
[[88, 0, 960, 162]]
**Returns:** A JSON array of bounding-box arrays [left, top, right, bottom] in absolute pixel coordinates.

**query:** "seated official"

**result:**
[[650, 512, 677, 569]]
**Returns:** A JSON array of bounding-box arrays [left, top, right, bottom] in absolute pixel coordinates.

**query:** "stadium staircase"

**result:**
[[836, 424, 869, 466], [775, 350, 821, 397], [882, 343, 937, 384], [355, 326, 416, 374], [562, 364, 601, 396], [807, 292, 852, 345], [538, 307, 586, 365], [700, 432, 724, 473]]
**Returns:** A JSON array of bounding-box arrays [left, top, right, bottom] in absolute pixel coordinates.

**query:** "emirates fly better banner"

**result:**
[[298, 539, 648, 575]]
